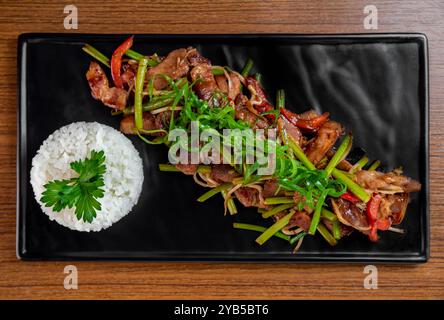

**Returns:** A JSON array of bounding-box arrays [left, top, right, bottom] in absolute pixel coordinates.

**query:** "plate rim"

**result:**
[[16, 33, 430, 263]]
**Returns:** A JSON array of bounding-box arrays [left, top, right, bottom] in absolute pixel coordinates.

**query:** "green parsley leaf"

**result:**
[[40, 150, 106, 223]]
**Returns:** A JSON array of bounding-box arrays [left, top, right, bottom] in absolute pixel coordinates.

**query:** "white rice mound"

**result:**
[[30, 122, 144, 232]]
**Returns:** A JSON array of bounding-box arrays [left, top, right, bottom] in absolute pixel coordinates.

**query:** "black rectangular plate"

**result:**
[[17, 33, 429, 263]]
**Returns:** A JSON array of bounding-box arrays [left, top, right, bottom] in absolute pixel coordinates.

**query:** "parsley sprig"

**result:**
[[40, 150, 106, 223]]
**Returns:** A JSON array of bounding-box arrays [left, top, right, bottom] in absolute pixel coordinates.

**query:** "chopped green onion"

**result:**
[[262, 203, 294, 218], [317, 223, 337, 246], [350, 156, 369, 174], [288, 137, 316, 170], [290, 231, 306, 245], [332, 220, 341, 240], [158, 164, 211, 174], [332, 168, 370, 203], [197, 183, 232, 202], [255, 211, 295, 245], [308, 190, 328, 235], [212, 67, 225, 75], [233, 223, 290, 242], [255, 73, 262, 84], [276, 89, 285, 109], [264, 197, 294, 205], [137, 131, 167, 145], [241, 58, 253, 77], [221, 190, 238, 215], [125, 49, 159, 67], [368, 160, 381, 171], [125, 49, 144, 61], [325, 134, 352, 176], [82, 44, 110, 67], [321, 208, 337, 221], [158, 164, 180, 172], [134, 57, 149, 130]]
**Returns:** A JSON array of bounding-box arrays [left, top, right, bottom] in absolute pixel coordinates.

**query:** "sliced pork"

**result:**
[[305, 121, 343, 164], [355, 170, 421, 193], [147, 48, 190, 90], [86, 62, 128, 110]]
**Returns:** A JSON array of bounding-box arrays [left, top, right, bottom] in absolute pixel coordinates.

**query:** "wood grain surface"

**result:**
[[0, 0, 443, 300]]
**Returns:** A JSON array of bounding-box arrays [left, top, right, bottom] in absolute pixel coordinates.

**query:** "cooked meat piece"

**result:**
[[323, 219, 354, 237], [121, 63, 136, 87], [234, 95, 269, 129], [263, 179, 285, 198], [187, 48, 210, 66], [215, 73, 241, 101], [275, 211, 312, 234], [120, 113, 157, 135], [190, 63, 218, 102], [86, 62, 128, 110], [147, 48, 190, 90], [175, 164, 199, 175], [305, 121, 343, 164], [278, 116, 302, 145], [234, 187, 265, 208], [379, 193, 409, 225], [210, 164, 239, 183], [120, 112, 176, 135], [293, 192, 313, 213], [299, 109, 320, 120], [355, 170, 421, 193], [289, 211, 312, 231], [331, 198, 370, 232]]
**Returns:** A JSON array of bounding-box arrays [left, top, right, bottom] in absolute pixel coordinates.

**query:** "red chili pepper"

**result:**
[[369, 225, 379, 242], [340, 191, 360, 204], [366, 194, 382, 242], [366, 194, 381, 224], [280, 108, 329, 132], [376, 219, 391, 231], [111, 36, 134, 88]]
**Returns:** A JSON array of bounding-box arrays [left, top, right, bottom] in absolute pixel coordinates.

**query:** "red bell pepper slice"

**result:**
[[376, 219, 391, 231], [280, 108, 329, 132], [111, 36, 134, 88], [366, 194, 382, 224], [366, 193, 383, 242], [369, 225, 379, 242], [340, 191, 360, 204]]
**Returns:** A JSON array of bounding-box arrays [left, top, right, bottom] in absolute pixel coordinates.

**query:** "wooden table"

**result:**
[[0, 0, 443, 299]]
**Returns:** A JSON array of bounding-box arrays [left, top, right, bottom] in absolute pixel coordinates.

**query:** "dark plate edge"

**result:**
[[16, 33, 430, 263]]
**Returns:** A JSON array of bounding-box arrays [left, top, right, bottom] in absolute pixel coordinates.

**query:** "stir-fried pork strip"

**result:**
[[234, 94, 269, 129], [174, 164, 198, 175], [146, 48, 191, 90], [86, 62, 129, 110], [331, 198, 370, 232], [190, 63, 218, 102], [120, 111, 175, 135], [263, 179, 286, 198], [215, 73, 242, 101], [210, 164, 240, 183], [187, 48, 210, 66], [278, 116, 302, 146], [275, 211, 312, 233], [305, 121, 343, 164], [234, 187, 266, 208], [379, 193, 409, 225], [355, 170, 421, 193]]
